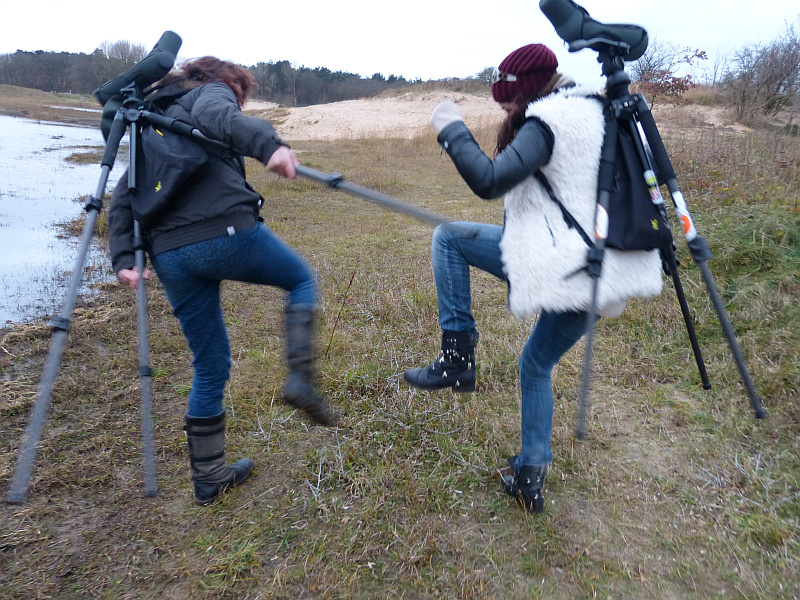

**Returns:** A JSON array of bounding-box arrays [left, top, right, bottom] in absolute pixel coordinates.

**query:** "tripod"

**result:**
[[5, 32, 183, 504], [536, 0, 766, 437], [6, 30, 456, 504]]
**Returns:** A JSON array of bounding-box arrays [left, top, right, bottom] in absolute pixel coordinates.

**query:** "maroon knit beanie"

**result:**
[[491, 44, 558, 104]]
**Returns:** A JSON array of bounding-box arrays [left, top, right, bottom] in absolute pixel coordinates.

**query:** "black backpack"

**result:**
[[132, 89, 232, 227], [605, 125, 673, 251], [536, 116, 673, 253]]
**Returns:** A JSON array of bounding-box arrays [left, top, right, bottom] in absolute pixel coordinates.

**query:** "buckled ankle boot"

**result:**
[[403, 330, 479, 392], [185, 413, 254, 506], [501, 457, 548, 514], [282, 304, 334, 426]]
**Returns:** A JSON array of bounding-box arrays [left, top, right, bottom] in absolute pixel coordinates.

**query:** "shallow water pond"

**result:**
[[0, 115, 126, 326]]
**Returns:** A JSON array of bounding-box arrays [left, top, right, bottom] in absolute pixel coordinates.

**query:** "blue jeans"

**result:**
[[151, 223, 316, 418], [431, 222, 589, 467]]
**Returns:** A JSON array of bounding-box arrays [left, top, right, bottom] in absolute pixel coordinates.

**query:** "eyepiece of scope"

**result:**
[[539, 0, 590, 44]]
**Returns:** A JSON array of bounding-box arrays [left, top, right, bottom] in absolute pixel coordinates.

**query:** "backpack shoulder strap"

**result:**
[[534, 171, 595, 249]]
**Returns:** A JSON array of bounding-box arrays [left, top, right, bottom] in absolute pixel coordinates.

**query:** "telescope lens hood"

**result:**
[[93, 31, 182, 106]]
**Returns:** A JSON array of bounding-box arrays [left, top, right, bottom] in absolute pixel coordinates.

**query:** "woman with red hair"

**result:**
[[109, 57, 333, 506]]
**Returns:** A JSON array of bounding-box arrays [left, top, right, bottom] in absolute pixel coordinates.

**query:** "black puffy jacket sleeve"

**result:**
[[437, 117, 554, 199], [108, 174, 136, 274]]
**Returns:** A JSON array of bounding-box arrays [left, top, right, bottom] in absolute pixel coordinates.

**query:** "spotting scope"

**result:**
[[539, 0, 648, 61]]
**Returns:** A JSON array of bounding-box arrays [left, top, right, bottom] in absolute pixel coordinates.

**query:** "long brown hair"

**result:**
[[157, 56, 255, 107], [495, 72, 563, 154]]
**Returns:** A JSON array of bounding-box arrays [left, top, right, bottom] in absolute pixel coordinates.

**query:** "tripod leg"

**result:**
[[295, 164, 452, 226], [663, 245, 712, 390], [6, 194, 104, 503], [6, 326, 71, 503], [575, 310, 599, 439], [636, 97, 766, 418], [575, 109, 620, 438], [625, 118, 712, 390], [691, 237, 766, 418], [134, 221, 158, 497]]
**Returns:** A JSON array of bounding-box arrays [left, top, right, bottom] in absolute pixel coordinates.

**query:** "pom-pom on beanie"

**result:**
[[491, 44, 558, 103]]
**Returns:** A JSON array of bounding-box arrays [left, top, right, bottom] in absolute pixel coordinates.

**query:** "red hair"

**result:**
[[180, 56, 255, 107]]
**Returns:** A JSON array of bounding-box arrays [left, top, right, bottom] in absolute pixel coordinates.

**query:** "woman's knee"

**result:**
[[433, 222, 473, 245], [519, 343, 556, 378], [432, 222, 475, 260], [287, 273, 317, 306], [431, 223, 452, 250]]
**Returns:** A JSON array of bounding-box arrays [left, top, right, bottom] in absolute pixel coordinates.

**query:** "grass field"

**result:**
[[1, 86, 799, 599]]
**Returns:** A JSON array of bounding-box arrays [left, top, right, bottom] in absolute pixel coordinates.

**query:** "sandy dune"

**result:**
[[243, 89, 748, 142], [244, 91, 506, 141]]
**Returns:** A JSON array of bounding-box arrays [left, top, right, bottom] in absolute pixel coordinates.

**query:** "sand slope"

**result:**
[[244, 91, 506, 141]]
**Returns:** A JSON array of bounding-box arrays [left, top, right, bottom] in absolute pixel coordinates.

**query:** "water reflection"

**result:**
[[0, 115, 125, 326]]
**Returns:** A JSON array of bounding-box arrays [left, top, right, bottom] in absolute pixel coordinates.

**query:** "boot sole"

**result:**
[[402, 374, 476, 393], [195, 473, 254, 506], [194, 462, 255, 506], [283, 395, 335, 426]]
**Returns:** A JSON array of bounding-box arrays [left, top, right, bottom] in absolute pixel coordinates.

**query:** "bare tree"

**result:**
[[702, 45, 733, 85], [629, 35, 687, 82], [282, 61, 298, 107], [724, 18, 800, 125], [629, 35, 707, 105], [97, 40, 146, 67], [249, 62, 274, 98], [475, 66, 494, 85]]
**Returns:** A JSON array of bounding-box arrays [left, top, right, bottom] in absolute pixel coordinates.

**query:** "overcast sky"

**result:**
[[2, 0, 797, 86]]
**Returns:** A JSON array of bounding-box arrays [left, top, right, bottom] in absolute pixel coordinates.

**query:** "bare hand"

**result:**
[[117, 266, 152, 290], [266, 145, 298, 179]]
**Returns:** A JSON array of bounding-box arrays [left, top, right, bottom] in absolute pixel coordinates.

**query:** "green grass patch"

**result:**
[[1, 93, 799, 599]]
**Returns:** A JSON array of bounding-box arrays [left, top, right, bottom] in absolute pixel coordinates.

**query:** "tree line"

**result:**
[[0, 40, 434, 107], [246, 60, 422, 106], [631, 17, 799, 128], [0, 41, 148, 98], [2, 20, 798, 127]]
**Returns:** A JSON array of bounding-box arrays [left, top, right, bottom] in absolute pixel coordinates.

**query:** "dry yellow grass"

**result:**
[[1, 85, 798, 599]]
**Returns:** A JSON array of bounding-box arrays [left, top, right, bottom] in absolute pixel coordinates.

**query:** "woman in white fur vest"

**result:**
[[403, 44, 663, 513]]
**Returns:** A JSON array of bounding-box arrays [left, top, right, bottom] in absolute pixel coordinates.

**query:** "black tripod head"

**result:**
[[540, 0, 649, 98], [539, 0, 647, 81]]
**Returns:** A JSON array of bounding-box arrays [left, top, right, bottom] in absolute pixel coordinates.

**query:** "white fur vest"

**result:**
[[498, 85, 663, 318]]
